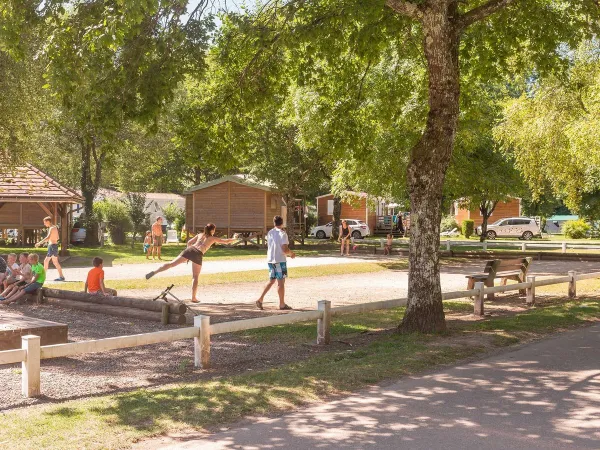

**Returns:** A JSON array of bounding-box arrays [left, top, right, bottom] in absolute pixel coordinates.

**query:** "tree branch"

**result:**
[[458, 0, 518, 30], [385, 0, 423, 20]]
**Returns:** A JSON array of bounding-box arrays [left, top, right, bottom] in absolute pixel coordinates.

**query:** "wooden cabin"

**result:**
[[184, 175, 285, 237], [316, 193, 378, 231], [454, 198, 522, 227], [0, 164, 83, 255]]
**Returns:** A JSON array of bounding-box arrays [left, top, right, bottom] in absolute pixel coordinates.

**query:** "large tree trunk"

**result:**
[[331, 196, 342, 240], [479, 200, 498, 242], [400, 3, 460, 334], [80, 138, 102, 246], [285, 196, 296, 249]]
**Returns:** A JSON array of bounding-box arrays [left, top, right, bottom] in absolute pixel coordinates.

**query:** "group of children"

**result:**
[[0, 252, 46, 305]]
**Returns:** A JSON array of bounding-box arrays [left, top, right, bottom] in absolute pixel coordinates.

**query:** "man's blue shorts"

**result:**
[[47, 244, 59, 257], [268, 262, 287, 280]]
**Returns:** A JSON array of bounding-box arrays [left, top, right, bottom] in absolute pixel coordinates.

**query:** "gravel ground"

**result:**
[[1, 259, 595, 411]]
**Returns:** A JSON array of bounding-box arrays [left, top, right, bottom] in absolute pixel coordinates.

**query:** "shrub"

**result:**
[[562, 219, 590, 239], [95, 199, 131, 245], [462, 220, 475, 238], [440, 215, 459, 233]]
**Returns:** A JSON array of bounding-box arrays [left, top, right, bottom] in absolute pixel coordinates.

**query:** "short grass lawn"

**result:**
[[44, 261, 408, 291], [0, 244, 336, 267], [2, 298, 600, 450]]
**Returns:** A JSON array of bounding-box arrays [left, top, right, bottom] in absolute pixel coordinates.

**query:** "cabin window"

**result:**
[[327, 200, 334, 215]]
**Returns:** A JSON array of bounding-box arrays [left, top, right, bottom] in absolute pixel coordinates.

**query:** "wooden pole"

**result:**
[[317, 300, 331, 345], [194, 315, 210, 369], [568, 270, 577, 298], [526, 276, 535, 306], [161, 304, 170, 326], [22, 335, 41, 398], [474, 281, 485, 316], [562, 242, 567, 254]]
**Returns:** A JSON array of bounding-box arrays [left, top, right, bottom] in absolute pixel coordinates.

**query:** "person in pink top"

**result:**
[[145, 223, 238, 303]]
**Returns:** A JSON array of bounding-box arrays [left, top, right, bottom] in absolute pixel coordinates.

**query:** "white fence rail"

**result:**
[[2, 271, 599, 398], [364, 238, 600, 253]]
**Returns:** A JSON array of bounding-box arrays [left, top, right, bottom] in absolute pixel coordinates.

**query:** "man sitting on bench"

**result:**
[[0, 253, 45, 305]]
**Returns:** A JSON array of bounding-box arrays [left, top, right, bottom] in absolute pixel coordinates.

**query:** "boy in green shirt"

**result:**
[[0, 254, 45, 305]]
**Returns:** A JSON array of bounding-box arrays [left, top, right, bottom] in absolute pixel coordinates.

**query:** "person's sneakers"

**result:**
[[279, 304, 292, 310], [145, 271, 155, 280], [54, 277, 65, 282], [0, 297, 5, 301]]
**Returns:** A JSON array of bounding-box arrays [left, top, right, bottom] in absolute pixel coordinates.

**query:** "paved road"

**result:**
[[151, 324, 600, 449]]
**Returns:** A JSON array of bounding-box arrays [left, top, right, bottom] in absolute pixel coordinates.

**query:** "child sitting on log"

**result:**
[[0, 253, 32, 298], [0, 253, 45, 305], [2, 253, 19, 289], [85, 257, 117, 297]]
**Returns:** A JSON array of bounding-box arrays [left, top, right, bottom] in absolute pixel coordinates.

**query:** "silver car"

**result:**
[[477, 217, 540, 240]]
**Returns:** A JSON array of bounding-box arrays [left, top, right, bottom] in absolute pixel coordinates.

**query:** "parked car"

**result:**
[[310, 219, 371, 239], [71, 222, 87, 244], [477, 217, 541, 240]]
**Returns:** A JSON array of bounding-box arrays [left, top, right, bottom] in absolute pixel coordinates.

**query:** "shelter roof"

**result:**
[[0, 164, 83, 203]]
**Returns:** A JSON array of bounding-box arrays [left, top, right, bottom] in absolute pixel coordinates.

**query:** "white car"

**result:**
[[477, 217, 540, 240], [310, 219, 371, 239], [71, 222, 87, 244]]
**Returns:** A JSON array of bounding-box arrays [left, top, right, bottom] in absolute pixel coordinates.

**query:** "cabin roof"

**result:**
[[183, 175, 275, 194]]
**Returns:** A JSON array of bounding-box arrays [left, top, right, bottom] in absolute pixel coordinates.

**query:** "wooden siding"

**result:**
[[0, 203, 47, 228], [185, 195, 193, 231], [265, 192, 283, 229], [230, 183, 264, 229], [317, 194, 375, 228], [192, 182, 229, 233], [455, 198, 521, 227], [317, 195, 334, 225]]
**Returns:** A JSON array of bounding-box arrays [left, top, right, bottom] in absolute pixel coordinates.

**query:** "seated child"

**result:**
[[0, 253, 31, 299], [0, 253, 45, 305], [0, 256, 6, 285], [384, 234, 393, 255], [85, 257, 117, 296], [143, 231, 152, 260], [2, 253, 19, 289]]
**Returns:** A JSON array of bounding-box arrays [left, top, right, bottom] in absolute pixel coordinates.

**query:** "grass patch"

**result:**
[[44, 261, 407, 291], [3, 298, 599, 449]]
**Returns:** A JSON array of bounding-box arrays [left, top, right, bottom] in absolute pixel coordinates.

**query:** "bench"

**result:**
[[230, 230, 264, 247], [466, 257, 532, 300]]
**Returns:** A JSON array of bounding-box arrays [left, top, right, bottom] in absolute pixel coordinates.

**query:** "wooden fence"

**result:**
[[1, 270, 597, 398]]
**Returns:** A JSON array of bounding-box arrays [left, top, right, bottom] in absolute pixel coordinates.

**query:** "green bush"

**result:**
[[462, 220, 475, 238], [440, 215, 459, 232], [563, 219, 591, 239], [95, 199, 131, 245]]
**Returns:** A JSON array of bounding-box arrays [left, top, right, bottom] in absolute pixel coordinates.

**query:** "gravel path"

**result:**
[[1, 258, 596, 411]]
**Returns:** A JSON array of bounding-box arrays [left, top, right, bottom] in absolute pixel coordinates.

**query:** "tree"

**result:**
[[216, 0, 599, 332], [95, 198, 130, 245], [162, 202, 186, 228], [122, 193, 150, 248], [497, 40, 600, 215], [3, 0, 215, 244]]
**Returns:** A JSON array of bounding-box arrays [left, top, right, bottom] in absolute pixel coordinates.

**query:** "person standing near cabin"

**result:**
[[35, 216, 65, 281], [151, 217, 164, 260], [256, 215, 295, 310], [145, 223, 238, 303], [339, 220, 351, 256]]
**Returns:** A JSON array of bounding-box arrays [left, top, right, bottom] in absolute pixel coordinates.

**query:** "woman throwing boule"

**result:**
[[145, 223, 238, 303]]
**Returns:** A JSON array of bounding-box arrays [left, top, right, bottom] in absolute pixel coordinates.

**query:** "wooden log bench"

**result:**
[[0, 312, 68, 351], [466, 257, 533, 300]]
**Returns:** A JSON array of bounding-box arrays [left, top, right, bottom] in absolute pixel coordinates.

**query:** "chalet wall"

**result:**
[[0, 203, 47, 228], [193, 182, 229, 232], [230, 183, 264, 229], [455, 199, 521, 227]]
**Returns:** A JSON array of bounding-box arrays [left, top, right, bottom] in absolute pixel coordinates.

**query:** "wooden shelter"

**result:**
[[184, 175, 285, 237], [0, 164, 83, 255]]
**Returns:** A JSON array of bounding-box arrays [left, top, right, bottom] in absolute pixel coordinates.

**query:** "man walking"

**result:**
[[35, 216, 65, 281], [151, 216, 164, 260], [256, 215, 295, 310]]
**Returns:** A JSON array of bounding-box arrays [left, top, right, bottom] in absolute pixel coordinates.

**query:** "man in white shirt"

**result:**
[[256, 215, 296, 310]]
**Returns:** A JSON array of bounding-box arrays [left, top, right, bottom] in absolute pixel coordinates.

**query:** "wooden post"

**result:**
[[526, 276, 535, 306], [22, 335, 41, 398], [194, 315, 210, 369], [521, 242, 526, 252], [562, 242, 567, 254], [36, 289, 44, 304], [446, 240, 451, 251], [568, 270, 576, 298], [317, 300, 331, 345], [161, 304, 170, 325], [474, 281, 485, 316], [59, 203, 70, 256]]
